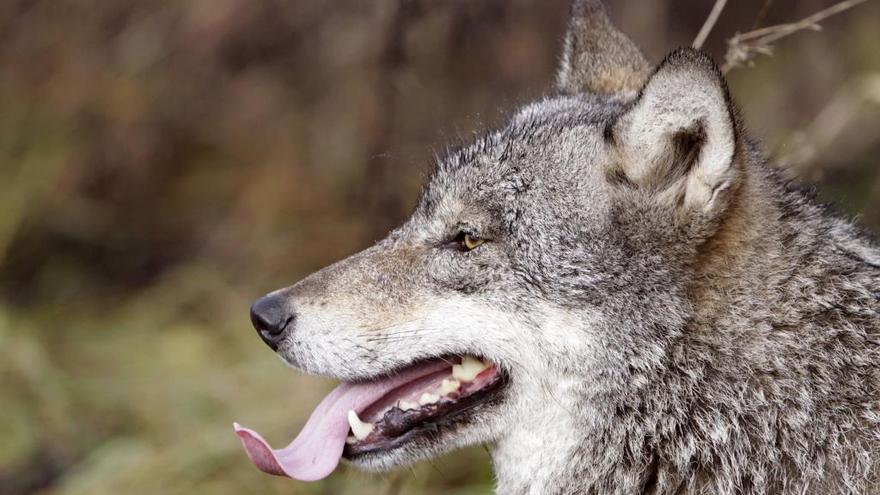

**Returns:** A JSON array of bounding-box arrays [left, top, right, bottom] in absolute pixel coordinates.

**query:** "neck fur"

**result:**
[[491, 162, 880, 494]]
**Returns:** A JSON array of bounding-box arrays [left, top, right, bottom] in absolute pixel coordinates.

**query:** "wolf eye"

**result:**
[[461, 233, 485, 251]]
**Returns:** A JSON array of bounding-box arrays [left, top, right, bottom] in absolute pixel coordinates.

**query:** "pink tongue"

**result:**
[[234, 359, 451, 481]]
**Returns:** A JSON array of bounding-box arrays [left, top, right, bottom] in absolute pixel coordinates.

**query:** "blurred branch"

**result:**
[[0, 138, 67, 269], [692, 0, 728, 49], [722, 0, 871, 73], [359, 0, 426, 242], [750, 0, 774, 30], [865, 174, 880, 228], [777, 74, 880, 176]]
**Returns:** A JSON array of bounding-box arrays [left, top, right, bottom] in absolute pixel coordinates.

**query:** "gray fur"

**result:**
[[257, 1, 880, 493]]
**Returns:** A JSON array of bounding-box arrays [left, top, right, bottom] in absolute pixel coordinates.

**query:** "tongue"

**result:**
[[234, 359, 451, 481]]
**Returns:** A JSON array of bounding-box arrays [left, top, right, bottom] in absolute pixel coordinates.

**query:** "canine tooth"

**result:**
[[346, 435, 357, 445], [439, 378, 461, 395], [347, 410, 374, 440], [419, 392, 440, 405], [399, 399, 419, 411], [452, 356, 490, 382]]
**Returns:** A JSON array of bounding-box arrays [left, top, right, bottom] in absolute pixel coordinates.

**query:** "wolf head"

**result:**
[[240, 0, 743, 485]]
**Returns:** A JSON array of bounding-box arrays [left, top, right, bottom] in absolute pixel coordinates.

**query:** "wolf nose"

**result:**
[[249, 293, 294, 351]]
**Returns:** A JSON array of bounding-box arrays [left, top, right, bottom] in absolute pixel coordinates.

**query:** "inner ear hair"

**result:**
[[654, 119, 707, 191], [605, 120, 707, 192]]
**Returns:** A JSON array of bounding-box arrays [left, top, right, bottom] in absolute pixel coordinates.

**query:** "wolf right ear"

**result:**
[[556, 0, 650, 94], [608, 49, 740, 214]]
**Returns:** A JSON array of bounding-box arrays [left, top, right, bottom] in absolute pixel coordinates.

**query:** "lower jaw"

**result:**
[[342, 372, 508, 460]]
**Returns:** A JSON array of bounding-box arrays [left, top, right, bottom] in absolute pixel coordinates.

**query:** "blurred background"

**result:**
[[1, 0, 878, 493]]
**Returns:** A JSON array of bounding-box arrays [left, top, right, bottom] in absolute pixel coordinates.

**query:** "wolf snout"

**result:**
[[250, 292, 295, 351]]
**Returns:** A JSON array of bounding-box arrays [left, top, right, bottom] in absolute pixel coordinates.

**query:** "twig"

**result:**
[[750, 0, 775, 30], [722, 0, 870, 73], [693, 0, 728, 49]]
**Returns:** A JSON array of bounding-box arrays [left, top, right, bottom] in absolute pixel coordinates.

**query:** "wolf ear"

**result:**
[[556, 0, 650, 94], [608, 49, 739, 213]]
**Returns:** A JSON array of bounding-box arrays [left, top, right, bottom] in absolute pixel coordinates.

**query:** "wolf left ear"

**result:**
[[608, 48, 740, 214], [557, 0, 650, 94]]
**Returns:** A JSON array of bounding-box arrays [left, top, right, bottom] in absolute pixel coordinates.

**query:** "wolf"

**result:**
[[234, 1, 880, 493]]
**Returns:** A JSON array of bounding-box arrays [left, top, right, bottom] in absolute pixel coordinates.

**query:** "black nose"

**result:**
[[249, 293, 294, 351]]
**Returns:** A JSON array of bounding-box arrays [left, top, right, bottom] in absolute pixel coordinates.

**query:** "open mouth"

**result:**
[[233, 356, 506, 481]]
